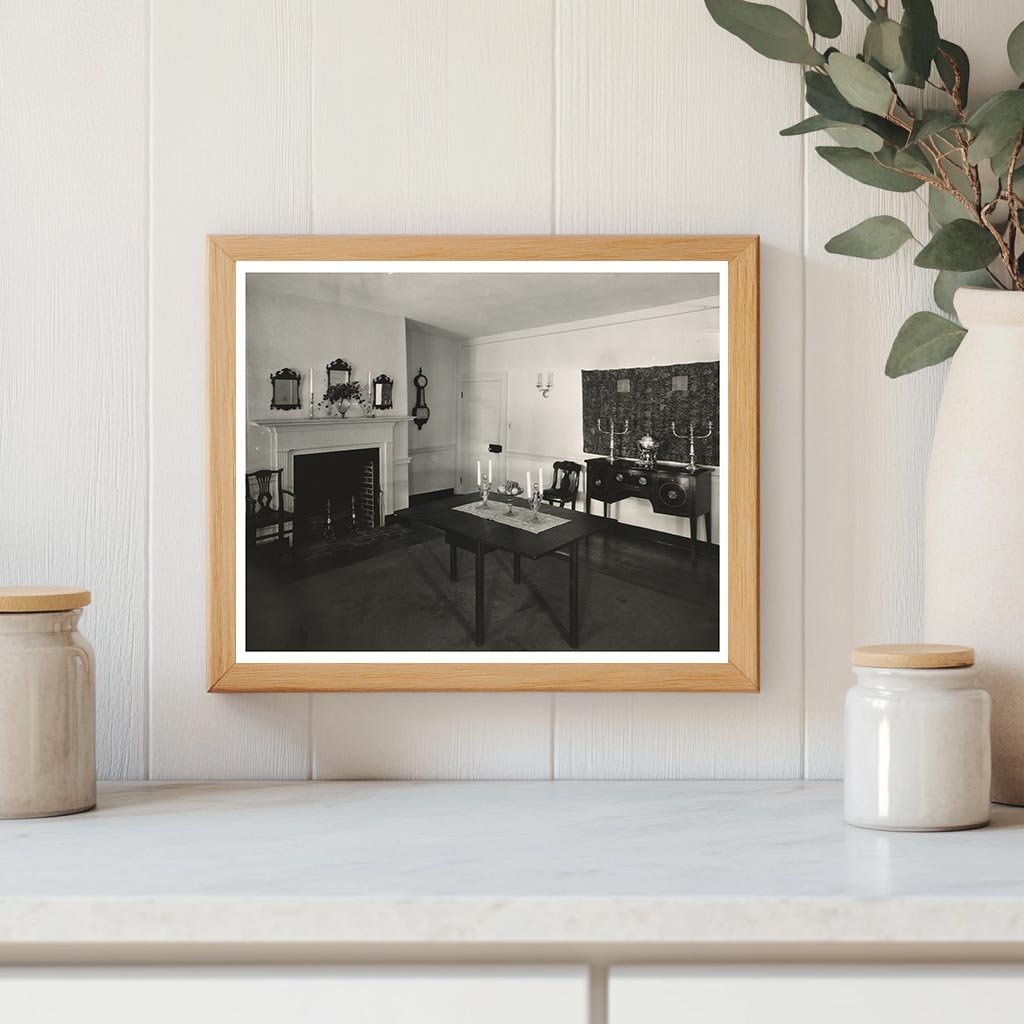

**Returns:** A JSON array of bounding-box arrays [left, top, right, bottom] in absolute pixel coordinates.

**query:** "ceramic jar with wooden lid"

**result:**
[[844, 644, 990, 832], [0, 587, 95, 818]]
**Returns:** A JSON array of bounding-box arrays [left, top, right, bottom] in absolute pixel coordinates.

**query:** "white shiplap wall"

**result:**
[[4, 0, 1018, 780]]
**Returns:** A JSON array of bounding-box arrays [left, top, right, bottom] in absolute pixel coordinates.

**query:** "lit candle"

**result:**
[[488, 459, 492, 482], [527, 471, 532, 495], [537, 372, 542, 387], [477, 460, 482, 486]]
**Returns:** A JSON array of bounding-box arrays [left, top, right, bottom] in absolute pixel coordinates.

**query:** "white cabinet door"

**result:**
[[0, 966, 588, 1024], [610, 967, 1024, 1024]]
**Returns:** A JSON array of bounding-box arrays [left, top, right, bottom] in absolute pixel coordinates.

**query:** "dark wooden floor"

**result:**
[[246, 523, 719, 653]]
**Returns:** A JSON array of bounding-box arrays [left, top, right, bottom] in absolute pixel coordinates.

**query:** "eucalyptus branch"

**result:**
[[936, 45, 966, 115], [705, 0, 1024, 376]]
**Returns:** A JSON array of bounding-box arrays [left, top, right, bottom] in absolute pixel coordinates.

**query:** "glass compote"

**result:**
[[498, 481, 523, 515]]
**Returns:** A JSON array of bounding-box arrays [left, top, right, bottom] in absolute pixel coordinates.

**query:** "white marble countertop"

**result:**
[[2, 781, 1024, 955]]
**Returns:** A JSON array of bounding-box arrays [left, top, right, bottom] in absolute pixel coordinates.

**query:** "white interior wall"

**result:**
[[407, 325, 460, 496], [245, 285, 407, 472], [461, 304, 720, 542], [5, 0, 1017, 781]]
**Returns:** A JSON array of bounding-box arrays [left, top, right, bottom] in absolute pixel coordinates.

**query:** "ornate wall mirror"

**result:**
[[326, 358, 351, 388], [372, 374, 394, 410], [269, 367, 301, 410]]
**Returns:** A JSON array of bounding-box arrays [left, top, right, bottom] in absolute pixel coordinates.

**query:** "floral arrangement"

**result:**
[[706, 0, 1024, 377], [319, 380, 362, 417]]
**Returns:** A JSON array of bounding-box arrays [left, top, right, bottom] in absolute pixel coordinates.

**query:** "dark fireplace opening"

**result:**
[[293, 448, 380, 541]]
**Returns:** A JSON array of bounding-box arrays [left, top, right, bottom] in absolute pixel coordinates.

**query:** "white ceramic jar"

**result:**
[[844, 644, 990, 832], [0, 587, 95, 818]]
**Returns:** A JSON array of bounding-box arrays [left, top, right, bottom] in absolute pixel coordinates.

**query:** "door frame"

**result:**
[[455, 369, 508, 494]]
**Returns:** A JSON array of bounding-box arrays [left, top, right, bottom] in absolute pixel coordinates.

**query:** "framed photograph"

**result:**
[[208, 236, 758, 692]]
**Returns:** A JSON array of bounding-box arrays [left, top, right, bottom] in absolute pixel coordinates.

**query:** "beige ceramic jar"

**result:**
[[0, 587, 95, 818]]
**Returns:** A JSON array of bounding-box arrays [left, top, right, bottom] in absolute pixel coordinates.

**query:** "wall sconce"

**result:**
[[616, 378, 631, 394], [536, 372, 553, 398]]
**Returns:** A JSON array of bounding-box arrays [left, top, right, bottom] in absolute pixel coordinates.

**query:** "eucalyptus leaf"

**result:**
[[817, 145, 922, 192], [928, 185, 970, 229], [865, 17, 924, 87], [705, 0, 825, 64], [885, 311, 966, 378], [935, 40, 970, 107], [914, 220, 1001, 271], [1009, 20, 1024, 79], [892, 144, 933, 175], [991, 134, 1022, 183], [966, 90, 1024, 162], [805, 71, 868, 124], [933, 270, 994, 318], [807, 0, 841, 39], [863, 111, 909, 148], [908, 111, 962, 145], [826, 125, 884, 152], [780, 114, 835, 136], [827, 52, 894, 117], [780, 114, 882, 150], [825, 216, 914, 259], [900, 0, 940, 82]]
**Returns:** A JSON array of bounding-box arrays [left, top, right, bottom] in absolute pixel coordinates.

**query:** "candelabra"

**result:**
[[596, 418, 630, 460], [528, 486, 543, 522], [670, 420, 713, 473]]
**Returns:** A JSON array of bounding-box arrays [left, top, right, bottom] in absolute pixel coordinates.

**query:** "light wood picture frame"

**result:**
[[208, 235, 759, 692]]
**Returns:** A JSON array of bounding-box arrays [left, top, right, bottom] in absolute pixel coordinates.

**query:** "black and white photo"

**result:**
[[239, 262, 727, 662]]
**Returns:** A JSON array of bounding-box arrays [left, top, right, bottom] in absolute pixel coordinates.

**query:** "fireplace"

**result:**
[[293, 447, 381, 540]]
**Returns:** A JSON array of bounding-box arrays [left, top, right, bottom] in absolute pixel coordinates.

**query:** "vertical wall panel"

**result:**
[[0, 1, 148, 778], [551, 0, 805, 778], [148, 0, 313, 778], [308, 0, 556, 779], [803, 2, 1024, 778]]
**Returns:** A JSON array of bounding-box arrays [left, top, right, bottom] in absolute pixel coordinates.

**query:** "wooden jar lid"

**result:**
[[852, 644, 974, 669], [0, 587, 92, 613]]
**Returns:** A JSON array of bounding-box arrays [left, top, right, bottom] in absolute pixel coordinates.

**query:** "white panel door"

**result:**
[[460, 377, 506, 493], [610, 967, 1024, 1024], [0, 967, 587, 1024]]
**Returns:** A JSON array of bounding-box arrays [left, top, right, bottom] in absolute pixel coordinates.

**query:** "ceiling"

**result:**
[[247, 271, 719, 337]]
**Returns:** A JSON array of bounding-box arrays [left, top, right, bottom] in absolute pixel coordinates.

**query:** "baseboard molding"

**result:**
[[603, 517, 720, 556], [409, 488, 455, 506]]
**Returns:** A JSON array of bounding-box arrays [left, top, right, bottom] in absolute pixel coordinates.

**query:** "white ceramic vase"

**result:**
[[924, 287, 1024, 805]]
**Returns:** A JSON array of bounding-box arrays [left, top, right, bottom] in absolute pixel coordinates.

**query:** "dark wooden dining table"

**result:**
[[397, 494, 612, 649]]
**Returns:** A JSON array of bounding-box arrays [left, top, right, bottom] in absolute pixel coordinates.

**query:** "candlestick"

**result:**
[[308, 366, 315, 419]]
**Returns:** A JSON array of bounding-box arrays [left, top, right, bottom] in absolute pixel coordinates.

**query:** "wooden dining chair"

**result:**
[[246, 468, 295, 549], [542, 461, 582, 511]]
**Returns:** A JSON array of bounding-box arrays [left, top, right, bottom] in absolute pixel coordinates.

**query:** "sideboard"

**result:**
[[585, 457, 713, 563]]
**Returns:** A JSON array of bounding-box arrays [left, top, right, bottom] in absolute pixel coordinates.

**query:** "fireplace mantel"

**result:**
[[252, 416, 413, 517]]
